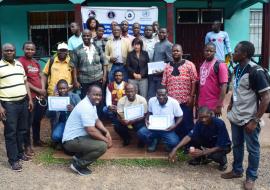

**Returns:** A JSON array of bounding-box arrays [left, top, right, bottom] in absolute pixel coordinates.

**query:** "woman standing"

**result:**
[[162, 44, 198, 139], [126, 38, 149, 98], [86, 17, 99, 38]]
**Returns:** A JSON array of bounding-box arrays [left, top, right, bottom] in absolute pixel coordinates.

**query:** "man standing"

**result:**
[[68, 22, 83, 51], [42, 42, 74, 96], [72, 29, 107, 99], [221, 41, 270, 190], [132, 22, 141, 39], [148, 28, 173, 98], [105, 25, 131, 82], [18, 42, 46, 156], [115, 83, 147, 146], [169, 106, 231, 171], [198, 42, 228, 117], [62, 85, 112, 176], [142, 25, 159, 62], [0, 43, 33, 171], [205, 21, 232, 62], [138, 86, 182, 152], [121, 20, 134, 43]]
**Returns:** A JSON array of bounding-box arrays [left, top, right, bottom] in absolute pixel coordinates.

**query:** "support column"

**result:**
[[164, 0, 176, 43], [261, 2, 270, 69], [74, 4, 83, 29]]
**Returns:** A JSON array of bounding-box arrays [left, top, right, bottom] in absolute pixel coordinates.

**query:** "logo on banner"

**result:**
[[107, 11, 116, 19], [142, 10, 150, 17], [125, 10, 135, 21], [88, 10, 96, 18]]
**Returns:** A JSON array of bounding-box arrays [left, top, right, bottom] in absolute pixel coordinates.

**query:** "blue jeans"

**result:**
[[137, 126, 180, 150], [147, 76, 162, 100], [175, 104, 194, 139], [231, 122, 261, 181], [52, 122, 65, 143], [109, 64, 128, 82]]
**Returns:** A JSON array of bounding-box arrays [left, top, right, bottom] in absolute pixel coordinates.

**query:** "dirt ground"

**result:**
[[0, 124, 270, 190]]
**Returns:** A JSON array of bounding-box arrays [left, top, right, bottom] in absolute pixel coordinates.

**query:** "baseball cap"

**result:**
[[57, 42, 68, 50]]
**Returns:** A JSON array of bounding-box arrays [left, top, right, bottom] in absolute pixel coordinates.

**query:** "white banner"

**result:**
[[81, 6, 158, 36]]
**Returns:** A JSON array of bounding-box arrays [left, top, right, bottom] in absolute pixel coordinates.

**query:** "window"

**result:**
[[249, 10, 262, 55], [201, 9, 223, 23], [177, 10, 199, 24], [28, 11, 74, 57]]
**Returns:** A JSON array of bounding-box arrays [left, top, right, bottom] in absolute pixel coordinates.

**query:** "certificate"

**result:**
[[124, 104, 144, 121], [148, 115, 170, 130], [48, 96, 70, 111], [148, 61, 166, 75]]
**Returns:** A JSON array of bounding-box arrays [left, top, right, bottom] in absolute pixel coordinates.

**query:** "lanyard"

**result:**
[[235, 64, 248, 88]]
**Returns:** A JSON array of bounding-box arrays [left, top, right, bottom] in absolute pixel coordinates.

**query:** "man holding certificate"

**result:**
[[137, 86, 183, 152], [116, 83, 148, 146]]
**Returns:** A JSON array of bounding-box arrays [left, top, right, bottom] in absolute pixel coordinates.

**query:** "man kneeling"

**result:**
[[62, 85, 112, 176], [169, 106, 231, 171]]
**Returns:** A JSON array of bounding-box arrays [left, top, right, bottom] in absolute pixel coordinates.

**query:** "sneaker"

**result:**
[[72, 155, 79, 161], [188, 158, 201, 166], [33, 140, 46, 147], [20, 154, 32, 162], [11, 162, 22, 172], [70, 163, 92, 176], [244, 179, 255, 190], [218, 163, 228, 171], [221, 170, 243, 179], [147, 138, 158, 152], [25, 146, 35, 157]]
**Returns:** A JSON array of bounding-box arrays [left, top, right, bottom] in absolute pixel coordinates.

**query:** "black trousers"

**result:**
[[2, 99, 29, 164], [191, 138, 231, 165]]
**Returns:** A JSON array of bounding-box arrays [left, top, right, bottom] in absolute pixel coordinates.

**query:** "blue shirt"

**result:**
[[68, 34, 83, 51], [62, 97, 98, 142], [188, 117, 231, 149], [205, 31, 232, 61]]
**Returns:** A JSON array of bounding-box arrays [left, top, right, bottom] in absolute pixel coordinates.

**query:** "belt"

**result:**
[[1, 97, 27, 105], [113, 62, 124, 66]]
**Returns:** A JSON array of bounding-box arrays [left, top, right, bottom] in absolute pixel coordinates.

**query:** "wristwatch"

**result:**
[[252, 117, 261, 123]]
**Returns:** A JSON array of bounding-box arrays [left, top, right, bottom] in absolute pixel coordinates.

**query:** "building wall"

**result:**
[[0, 4, 74, 56]]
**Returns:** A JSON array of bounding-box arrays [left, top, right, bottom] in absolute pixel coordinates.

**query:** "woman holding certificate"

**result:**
[[161, 44, 198, 139], [126, 38, 149, 99]]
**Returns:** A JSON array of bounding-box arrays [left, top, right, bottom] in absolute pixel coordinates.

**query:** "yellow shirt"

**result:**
[[43, 56, 73, 96], [0, 59, 27, 101]]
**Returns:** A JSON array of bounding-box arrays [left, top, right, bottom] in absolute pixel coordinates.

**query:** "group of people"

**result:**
[[0, 18, 269, 190]]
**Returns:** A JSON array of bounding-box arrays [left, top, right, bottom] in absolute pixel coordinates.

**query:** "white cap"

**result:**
[[57, 42, 68, 50]]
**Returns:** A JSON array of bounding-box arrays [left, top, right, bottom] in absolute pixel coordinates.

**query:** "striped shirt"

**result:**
[[0, 59, 27, 101]]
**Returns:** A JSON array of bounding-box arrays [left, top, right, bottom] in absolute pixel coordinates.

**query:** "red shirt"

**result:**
[[18, 56, 42, 99], [162, 60, 198, 104]]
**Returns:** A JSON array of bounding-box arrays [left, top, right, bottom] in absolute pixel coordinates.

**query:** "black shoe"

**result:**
[[11, 162, 22, 172], [137, 141, 145, 148], [147, 138, 158, 152], [188, 158, 201, 166], [201, 158, 212, 165], [33, 140, 46, 147], [123, 139, 131, 146], [70, 163, 92, 176], [218, 163, 228, 171], [20, 154, 32, 162]]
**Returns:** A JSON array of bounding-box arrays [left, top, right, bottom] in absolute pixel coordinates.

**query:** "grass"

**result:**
[[35, 147, 189, 167]]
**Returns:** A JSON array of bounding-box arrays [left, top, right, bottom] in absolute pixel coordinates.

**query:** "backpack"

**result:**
[[213, 60, 233, 93], [249, 65, 270, 113]]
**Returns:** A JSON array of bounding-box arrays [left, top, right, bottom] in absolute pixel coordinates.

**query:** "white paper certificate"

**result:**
[[124, 104, 144, 121], [148, 61, 166, 75], [148, 115, 170, 130], [48, 96, 70, 111]]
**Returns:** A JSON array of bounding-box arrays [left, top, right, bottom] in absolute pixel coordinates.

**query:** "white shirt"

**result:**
[[106, 81, 125, 106], [148, 96, 183, 126], [83, 43, 96, 64], [112, 38, 123, 63], [62, 97, 98, 142], [142, 37, 159, 61]]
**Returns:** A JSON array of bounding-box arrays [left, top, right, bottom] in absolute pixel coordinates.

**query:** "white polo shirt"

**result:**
[[148, 96, 183, 126], [62, 97, 98, 142]]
